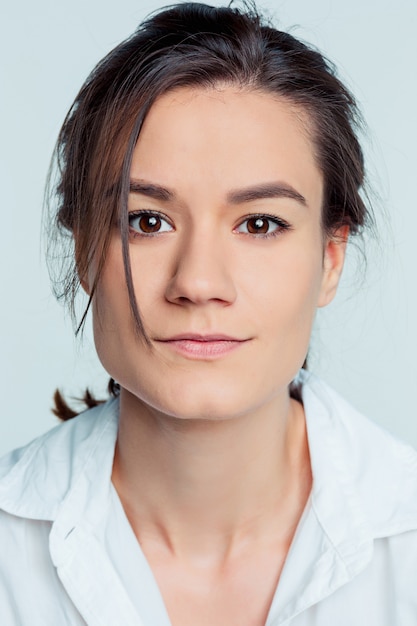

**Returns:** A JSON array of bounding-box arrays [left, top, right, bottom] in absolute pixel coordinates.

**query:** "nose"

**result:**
[[164, 229, 237, 306]]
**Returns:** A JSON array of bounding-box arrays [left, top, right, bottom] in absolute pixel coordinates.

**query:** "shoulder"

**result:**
[[0, 400, 119, 624], [0, 508, 87, 624], [0, 398, 119, 521], [353, 529, 417, 618]]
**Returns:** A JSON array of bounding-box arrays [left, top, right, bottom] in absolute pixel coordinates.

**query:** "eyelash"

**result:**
[[127, 210, 292, 239], [234, 213, 292, 239], [128, 210, 174, 238]]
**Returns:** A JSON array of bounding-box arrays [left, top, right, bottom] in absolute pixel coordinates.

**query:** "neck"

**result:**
[[112, 388, 311, 562]]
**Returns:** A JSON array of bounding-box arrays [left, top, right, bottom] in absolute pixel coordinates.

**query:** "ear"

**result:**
[[80, 276, 91, 296], [73, 235, 92, 296], [317, 226, 349, 308], [75, 246, 93, 296]]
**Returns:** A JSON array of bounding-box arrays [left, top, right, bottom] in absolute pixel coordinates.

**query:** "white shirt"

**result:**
[[1, 371, 417, 625]]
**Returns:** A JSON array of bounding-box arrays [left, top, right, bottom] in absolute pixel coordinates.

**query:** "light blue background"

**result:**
[[1, 0, 416, 454]]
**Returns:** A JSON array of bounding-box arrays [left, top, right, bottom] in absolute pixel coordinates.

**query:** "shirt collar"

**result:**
[[266, 370, 417, 623], [0, 397, 119, 522]]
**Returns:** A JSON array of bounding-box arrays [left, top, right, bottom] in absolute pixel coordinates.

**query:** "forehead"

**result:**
[[131, 86, 323, 209]]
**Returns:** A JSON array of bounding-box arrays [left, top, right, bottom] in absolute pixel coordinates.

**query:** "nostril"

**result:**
[[164, 251, 237, 306]]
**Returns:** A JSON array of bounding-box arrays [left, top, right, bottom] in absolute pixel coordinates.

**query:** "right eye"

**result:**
[[128, 211, 174, 236]]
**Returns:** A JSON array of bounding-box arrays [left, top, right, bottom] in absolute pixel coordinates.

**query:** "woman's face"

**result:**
[[90, 86, 346, 420]]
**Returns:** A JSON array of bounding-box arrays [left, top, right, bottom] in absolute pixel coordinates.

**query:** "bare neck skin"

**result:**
[[112, 387, 312, 566]]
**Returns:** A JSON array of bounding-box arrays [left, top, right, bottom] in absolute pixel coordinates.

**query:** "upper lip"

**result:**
[[156, 333, 247, 342]]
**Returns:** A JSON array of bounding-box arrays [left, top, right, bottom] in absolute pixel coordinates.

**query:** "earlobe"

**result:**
[[318, 226, 349, 308], [74, 239, 92, 296], [80, 277, 91, 296]]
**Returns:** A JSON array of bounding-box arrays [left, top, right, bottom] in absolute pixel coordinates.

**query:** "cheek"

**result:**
[[240, 238, 324, 324], [94, 241, 125, 315], [260, 254, 323, 375], [91, 242, 132, 368]]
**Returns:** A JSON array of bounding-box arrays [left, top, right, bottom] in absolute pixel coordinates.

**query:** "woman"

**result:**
[[1, 3, 416, 624]]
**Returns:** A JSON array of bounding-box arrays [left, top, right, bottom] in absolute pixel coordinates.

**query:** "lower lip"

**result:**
[[159, 339, 246, 359]]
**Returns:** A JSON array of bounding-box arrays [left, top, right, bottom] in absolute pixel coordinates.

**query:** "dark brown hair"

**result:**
[[47, 2, 371, 419]]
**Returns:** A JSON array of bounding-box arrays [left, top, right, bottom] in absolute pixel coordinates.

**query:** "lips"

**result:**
[[155, 333, 249, 359], [161, 333, 243, 342]]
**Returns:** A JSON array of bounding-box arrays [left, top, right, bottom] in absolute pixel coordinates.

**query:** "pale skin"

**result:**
[[85, 86, 348, 626]]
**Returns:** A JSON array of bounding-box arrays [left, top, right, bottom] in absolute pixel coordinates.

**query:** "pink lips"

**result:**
[[156, 334, 248, 360]]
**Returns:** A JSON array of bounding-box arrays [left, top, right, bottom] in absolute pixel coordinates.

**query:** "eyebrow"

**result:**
[[129, 179, 307, 207], [227, 182, 307, 207], [129, 180, 175, 202]]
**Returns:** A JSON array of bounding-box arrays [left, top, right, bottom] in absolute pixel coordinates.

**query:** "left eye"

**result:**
[[235, 216, 287, 235], [128, 212, 173, 235]]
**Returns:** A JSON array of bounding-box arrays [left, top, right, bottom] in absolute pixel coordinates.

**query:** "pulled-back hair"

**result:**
[[47, 2, 371, 419]]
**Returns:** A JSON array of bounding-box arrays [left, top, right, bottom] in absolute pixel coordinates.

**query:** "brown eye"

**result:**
[[139, 214, 161, 233], [128, 212, 173, 235], [246, 217, 269, 234], [235, 215, 289, 237]]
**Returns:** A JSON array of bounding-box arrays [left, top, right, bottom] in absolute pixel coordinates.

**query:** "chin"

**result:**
[[121, 373, 285, 423]]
